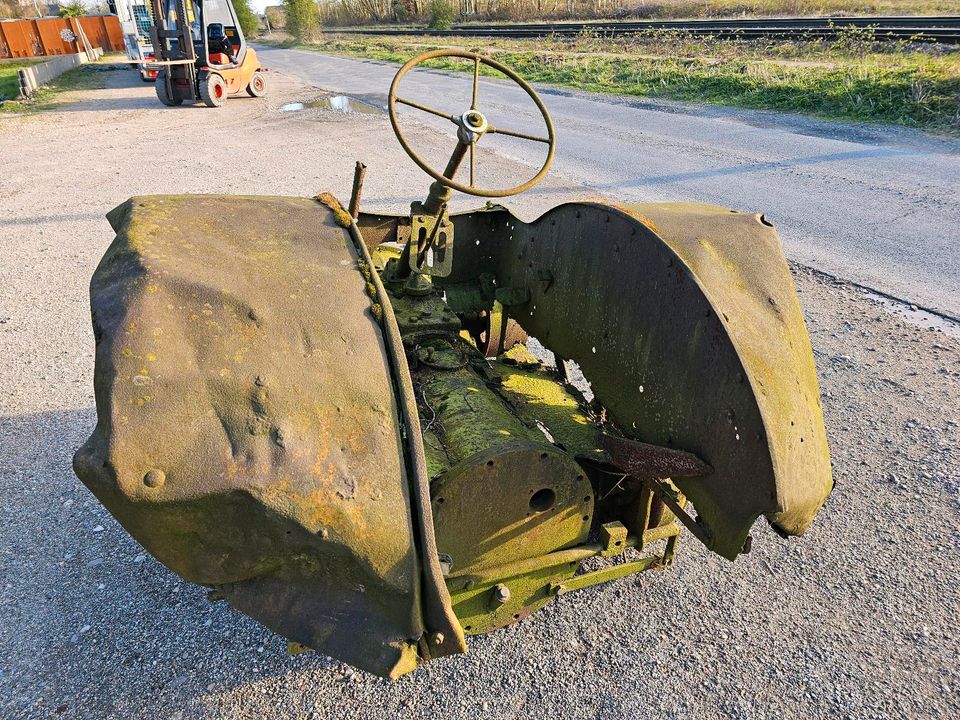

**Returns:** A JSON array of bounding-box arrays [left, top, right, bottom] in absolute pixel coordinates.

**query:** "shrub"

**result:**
[[427, 0, 455, 30], [284, 0, 321, 42], [233, 0, 260, 38], [0, 0, 29, 18], [58, 1, 88, 17]]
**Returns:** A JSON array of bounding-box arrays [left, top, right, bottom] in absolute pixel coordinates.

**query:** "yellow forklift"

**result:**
[[150, 0, 266, 107]]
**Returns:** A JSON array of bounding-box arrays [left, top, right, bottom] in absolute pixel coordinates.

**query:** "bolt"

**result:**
[[143, 468, 165, 489], [493, 584, 510, 605]]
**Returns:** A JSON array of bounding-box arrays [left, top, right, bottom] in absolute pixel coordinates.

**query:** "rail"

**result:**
[[322, 15, 960, 44]]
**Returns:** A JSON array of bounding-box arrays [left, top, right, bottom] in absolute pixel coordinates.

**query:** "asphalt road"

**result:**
[[256, 45, 960, 318]]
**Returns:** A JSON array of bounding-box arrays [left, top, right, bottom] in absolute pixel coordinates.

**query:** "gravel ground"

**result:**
[[0, 66, 958, 720]]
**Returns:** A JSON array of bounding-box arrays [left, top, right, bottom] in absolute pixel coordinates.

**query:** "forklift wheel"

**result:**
[[246, 71, 266, 98], [155, 70, 182, 106], [199, 72, 227, 108]]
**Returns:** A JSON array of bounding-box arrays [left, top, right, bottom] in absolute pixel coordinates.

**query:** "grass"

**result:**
[[0, 58, 120, 114], [0, 60, 39, 101], [269, 31, 960, 133]]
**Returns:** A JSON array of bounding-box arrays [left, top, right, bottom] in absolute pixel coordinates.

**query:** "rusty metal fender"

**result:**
[[494, 201, 832, 560], [72, 195, 462, 677]]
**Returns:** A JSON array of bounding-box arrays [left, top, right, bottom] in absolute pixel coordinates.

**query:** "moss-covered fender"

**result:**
[[73, 195, 463, 677], [491, 201, 833, 560]]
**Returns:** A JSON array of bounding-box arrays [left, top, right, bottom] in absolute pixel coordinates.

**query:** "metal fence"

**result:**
[[0, 15, 124, 59]]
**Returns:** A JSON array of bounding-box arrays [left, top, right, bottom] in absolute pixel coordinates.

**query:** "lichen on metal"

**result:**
[[489, 356, 605, 461], [74, 52, 831, 679], [314, 191, 353, 228], [490, 201, 832, 560], [75, 190, 832, 677], [74, 195, 430, 678]]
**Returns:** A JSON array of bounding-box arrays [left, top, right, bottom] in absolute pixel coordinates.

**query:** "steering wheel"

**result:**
[[388, 49, 556, 198]]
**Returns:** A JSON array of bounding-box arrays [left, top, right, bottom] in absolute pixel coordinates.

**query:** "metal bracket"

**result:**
[[549, 555, 662, 596], [600, 433, 715, 548], [409, 203, 454, 278], [599, 521, 628, 557], [644, 476, 713, 546]]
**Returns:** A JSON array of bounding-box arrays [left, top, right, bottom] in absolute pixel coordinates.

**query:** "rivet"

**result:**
[[143, 468, 165, 488]]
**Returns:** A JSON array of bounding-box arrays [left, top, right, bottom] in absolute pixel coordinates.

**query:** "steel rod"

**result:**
[[488, 125, 550, 144], [395, 96, 456, 122]]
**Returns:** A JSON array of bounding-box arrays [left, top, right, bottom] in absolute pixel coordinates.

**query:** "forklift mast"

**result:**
[[150, 0, 248, 66], [149, 0, 251, 104], [150, 0, 197, 64]]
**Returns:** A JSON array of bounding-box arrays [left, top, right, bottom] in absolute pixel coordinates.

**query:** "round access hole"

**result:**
[[529, 488, 556, 513]]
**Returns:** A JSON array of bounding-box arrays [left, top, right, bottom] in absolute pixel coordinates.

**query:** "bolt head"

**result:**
[[143, 468, 165, 489]]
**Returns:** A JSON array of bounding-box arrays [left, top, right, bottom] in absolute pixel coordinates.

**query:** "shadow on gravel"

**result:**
[[52, 95, 191, 112], [0, 407, 339, 718]]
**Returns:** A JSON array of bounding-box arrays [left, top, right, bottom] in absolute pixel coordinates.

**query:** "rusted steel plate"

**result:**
[[0, 16, 123, 59], [73, 195, 432, 677], [494, 201, 832, 560], [601, 433, 713, 482]]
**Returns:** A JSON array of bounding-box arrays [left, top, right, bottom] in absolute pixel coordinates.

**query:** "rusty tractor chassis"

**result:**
[[74, 190, 832, 678]]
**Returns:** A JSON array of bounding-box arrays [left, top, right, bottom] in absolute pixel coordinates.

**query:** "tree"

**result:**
[[264, 5, 286, 30], [58, 1, 88, 17], [0, 0, 29, 18], [427, 0, 453, 29], [283, 0, 321, 42], [233, 0, 260, 38]]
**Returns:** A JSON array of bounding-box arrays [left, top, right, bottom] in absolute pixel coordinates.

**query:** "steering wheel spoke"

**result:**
[[389, 49, 556, 198], [471, 56, 480, 111], [487, 124, 551, 144], [470, 141, 476, 186], [395, 95, 458, 123]]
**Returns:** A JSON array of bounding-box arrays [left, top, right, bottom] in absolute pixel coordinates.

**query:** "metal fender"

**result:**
[[494, 201, 833, 560], [72, 195, 463, 677]]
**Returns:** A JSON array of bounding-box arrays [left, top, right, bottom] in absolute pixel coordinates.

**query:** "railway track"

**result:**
[[325, 15, 960, 44]]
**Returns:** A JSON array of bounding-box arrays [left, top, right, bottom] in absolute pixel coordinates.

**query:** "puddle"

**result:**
[[864, 290, 960, 339], [280, 96, 381, 114]]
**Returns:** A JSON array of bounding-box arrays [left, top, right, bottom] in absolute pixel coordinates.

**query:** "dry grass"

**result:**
[[272, 29, 960, 132], [319, 0, 958, 27]]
